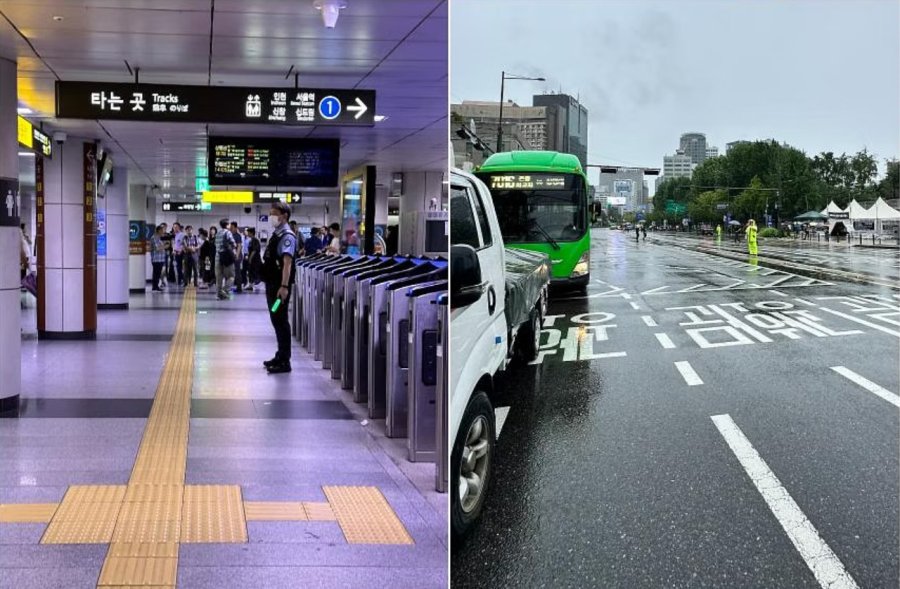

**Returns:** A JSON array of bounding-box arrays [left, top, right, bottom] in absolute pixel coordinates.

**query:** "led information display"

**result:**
[[56, 81, 375, 126], [255, 191, 302, 204], [488, 174, 570, 191], [209, 137, 339, 187], [17, 116, 52, 158]]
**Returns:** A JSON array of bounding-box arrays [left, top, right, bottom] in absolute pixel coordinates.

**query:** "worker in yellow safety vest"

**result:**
[[715, 224, 722, 241], [746, 219, 758, 255]]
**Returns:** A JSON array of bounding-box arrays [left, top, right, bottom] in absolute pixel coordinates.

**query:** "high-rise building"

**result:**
[[532, 93, 589, 168], [679, 132, 707, 165], [706, 146, 719, 159], [663, 150, 694, 179], [596, 168, 647, 212], [450, 101, 549, 166]]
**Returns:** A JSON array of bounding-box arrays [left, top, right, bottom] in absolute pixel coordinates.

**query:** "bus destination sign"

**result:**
[[56, 81, 375, 126], [489, 174, 569, 191]]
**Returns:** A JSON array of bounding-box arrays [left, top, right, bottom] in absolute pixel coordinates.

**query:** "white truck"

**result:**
[[449, 167, 550, 539]]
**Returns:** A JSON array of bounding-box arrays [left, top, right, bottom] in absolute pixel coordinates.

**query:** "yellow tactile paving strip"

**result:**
[[2, 287, 418, 588], [323, 486, 414, 545], [0, 503, 58, 523]]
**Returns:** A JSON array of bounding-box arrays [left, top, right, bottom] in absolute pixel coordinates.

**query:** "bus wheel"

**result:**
[[451, 391, 495, 541]]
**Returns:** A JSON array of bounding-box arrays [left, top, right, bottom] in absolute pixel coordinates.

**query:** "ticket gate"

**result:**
[[305, 255, 353, 360], [294, 252, 328, 344], [351, 260, 421, 403], [434, 293, 449, 491], [367, 262, 444, 419], [321, 257, 372, 369], [338, 258, 404, 390], [329, 257, 387, 380], [385, 276, 447, 438], [405, 285, 446, 461]]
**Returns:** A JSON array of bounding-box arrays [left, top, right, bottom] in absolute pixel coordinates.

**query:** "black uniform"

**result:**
[[262, 225, 297, 362]]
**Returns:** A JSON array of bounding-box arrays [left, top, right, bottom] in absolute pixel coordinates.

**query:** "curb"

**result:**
[[656, 238, 900, 291]]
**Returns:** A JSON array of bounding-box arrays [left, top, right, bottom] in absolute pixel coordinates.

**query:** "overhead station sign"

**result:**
[[162, 202, 212, 212], [17, 116, 52, 158], [208, 137, 339, 187], [56, 81, 375, 126]]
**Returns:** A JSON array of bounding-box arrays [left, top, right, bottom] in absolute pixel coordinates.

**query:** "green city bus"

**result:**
[[476, 151, 591, 290]]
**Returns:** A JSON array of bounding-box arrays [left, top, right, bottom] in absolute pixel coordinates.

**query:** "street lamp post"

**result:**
[[496, 71, 545, 153]]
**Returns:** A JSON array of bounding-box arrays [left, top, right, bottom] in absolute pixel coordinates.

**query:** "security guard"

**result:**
[[261, 201, 297, 374]]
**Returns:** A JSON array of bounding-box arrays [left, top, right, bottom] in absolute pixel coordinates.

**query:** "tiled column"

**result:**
[[97, 166, 129, 308], [0, 57, 20, 415], [38, 138, 98, 339], [128, 184, 150, 293]]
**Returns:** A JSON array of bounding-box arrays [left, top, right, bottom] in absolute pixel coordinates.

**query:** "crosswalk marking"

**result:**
[[711, 414, 860, 589], [830, 366, 900, 407]]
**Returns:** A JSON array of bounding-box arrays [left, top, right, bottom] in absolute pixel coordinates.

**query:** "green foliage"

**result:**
[[758, 228, 781, 238], [878, 160, 899, 201]]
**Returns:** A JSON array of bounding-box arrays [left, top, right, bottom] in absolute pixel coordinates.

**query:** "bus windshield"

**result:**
[[477, 172, 587, 245]]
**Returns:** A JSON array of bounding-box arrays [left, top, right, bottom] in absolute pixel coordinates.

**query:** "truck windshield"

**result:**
[[477, 172, 587, 245]]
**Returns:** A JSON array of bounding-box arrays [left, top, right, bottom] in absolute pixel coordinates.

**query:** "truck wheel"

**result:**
[[517, 307, 541, 361], [451, 391, 495, 541]]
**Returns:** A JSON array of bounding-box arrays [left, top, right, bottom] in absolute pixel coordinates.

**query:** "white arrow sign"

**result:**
[[347, 97, 368, 120]]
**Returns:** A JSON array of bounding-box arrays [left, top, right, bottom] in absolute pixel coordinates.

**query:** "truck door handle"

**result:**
[[487, 284, 497, 315]]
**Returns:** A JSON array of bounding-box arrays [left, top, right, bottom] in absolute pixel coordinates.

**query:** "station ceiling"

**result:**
[[1, 0, 448, 194]]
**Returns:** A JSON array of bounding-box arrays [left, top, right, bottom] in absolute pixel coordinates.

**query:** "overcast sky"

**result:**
[[450, 0, 899, 191]]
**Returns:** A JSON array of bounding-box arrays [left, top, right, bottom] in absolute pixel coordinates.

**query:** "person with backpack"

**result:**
[[215, 218, 237, 300], [260, 202, 298, 374]]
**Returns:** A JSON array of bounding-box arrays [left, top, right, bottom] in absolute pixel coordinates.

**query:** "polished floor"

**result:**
[[3, 286, 447, 589]]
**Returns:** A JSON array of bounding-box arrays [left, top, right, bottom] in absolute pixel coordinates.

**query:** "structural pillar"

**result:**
[[128, 184, 150, 293], [0, 57, 20, 415], [97, 166, 129, 309], [38, 138, 98, 339]]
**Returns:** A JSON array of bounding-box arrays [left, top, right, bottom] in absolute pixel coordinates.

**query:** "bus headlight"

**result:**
[[571, 251, 590, 277]]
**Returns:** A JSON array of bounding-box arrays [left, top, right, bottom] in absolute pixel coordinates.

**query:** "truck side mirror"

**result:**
[[450, 244, 484, 309]]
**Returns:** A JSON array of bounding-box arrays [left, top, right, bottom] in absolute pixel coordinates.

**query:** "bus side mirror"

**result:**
[[450, 244, 484, 309]]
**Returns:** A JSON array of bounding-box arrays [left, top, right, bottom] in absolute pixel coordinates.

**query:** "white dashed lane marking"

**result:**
[[711, 414, 860, 589], [830, 366, 900, 407], [494, 407, 510, 440], [674, 360, 703, 385], [641, 315, 658, 327], [655, 333, 676, 349]]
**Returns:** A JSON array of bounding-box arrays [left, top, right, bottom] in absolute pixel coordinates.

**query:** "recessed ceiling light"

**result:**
[[52, 15, 64, 21], [374, 115, 387, 122], [313, 0, 347, 29], [18, 151, 35, 157], [17, 107, 32, 115]]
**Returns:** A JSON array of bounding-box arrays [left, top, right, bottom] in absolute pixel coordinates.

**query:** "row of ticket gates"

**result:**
[[291, 253, 450, 493]]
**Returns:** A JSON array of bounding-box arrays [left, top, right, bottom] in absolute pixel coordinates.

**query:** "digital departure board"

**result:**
[[487, 174, 570, 191], [208, 137, 339, 187]]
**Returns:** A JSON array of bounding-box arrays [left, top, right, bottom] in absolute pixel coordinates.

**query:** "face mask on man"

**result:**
[[271, 215, 284, 229]]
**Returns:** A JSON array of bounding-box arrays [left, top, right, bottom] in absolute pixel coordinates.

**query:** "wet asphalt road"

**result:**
[[451, 229, 899, 589]]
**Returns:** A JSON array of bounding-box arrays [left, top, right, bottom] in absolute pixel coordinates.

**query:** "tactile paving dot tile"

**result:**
[[323, 486, 413, 545], [123, 485, 184, 504], [118, 499, 183, 522], [52, 500, 122, 522], [62, 485, 127, 504], [111, 518, 182, 543], [181, 495, 247, 543], [0, 503, 58, 523], [41, 519, 116, 544], [302, 502, 337, 522], [97, 556, 178, 586], [107, 542, 179, 558], [243, 502, 307, 521], [183, 485, 242, 504]]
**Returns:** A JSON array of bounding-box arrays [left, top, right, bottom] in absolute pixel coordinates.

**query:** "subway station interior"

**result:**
[[1, 1, 448, 587]]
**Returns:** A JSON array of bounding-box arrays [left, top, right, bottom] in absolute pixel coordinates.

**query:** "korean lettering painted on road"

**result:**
[[530, 312, 627, 365]]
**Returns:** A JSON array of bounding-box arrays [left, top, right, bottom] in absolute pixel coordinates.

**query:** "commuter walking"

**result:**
[[641, 224, 647, 241], [201, 226, 217, 287], [746, 219, 759, 255], [245, 227, 262, 290], [261, 202, 297, 374], [304, 227, 324, 256], [215, 219, 237, 300], [325, 222, 342, 255], [182, 225, 199, 287], [634, 225, 640, 242], [230, 222, 244, 294], [172, 222, 185, 286], [150, 225, 166, 291]]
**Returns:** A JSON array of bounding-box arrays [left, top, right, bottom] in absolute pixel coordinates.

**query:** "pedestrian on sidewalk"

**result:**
[[641, 224, 647, 241], [746, 219, 758, 255], [635, 225, 640, 242]]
